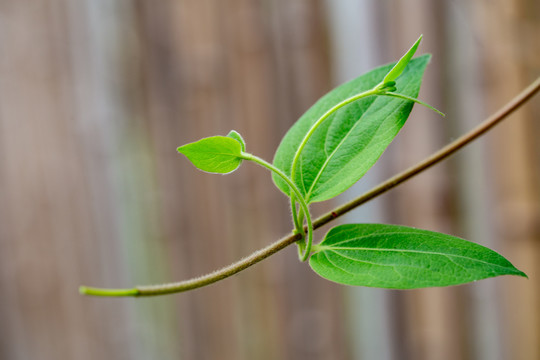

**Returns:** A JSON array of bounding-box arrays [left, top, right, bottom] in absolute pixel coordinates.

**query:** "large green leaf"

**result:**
[[309, 224, 526, 289], [272, 55, 430, 203], [177, 135, 244, 174]]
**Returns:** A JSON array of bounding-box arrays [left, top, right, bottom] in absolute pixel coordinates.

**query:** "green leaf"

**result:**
[[309, 224, 527, 289], [382, 35, 422, 84], [273, 55, 431, 203], [227, 130, 246, 152], [177, 135, 244, 174]]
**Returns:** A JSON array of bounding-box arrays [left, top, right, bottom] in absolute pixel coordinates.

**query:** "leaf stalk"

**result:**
[[241, 153, 314, 261]]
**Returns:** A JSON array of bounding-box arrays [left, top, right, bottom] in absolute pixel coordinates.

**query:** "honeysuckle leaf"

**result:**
[[272, 54, 430, 203], [309, 224, 527, 289], [177, 135, 245, 174]]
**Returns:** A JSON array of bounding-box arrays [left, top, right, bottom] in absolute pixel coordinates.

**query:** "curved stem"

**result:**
[[382, 92, 445, 116], [293, 205, 307, 258], [80, 76, 540, 297], [290, 89, 378, 180], [79, 286, 139, 297], [287, 88, 378, 245], [242, 153, 313, 261], [290, 200, 304, 239], [289, 89, 378, 201], [80, 230, 303, 297]]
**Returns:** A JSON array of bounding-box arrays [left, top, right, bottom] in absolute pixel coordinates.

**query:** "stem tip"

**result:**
[[79, 285, 139, 297]]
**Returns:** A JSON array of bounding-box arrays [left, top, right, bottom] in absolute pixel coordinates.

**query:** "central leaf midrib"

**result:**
[[323, 250, 429, 272], [323, 246, 509, 271]]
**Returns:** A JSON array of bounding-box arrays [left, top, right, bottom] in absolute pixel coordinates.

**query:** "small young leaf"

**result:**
[[309, 224, 526, 289], [273, 55, 430, 203], [177, 135, 244, 174], [227, 130, 246, 152], [382, 35, 422, 84]]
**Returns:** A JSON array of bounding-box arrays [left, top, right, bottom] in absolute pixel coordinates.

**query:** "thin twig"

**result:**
[[80, 76, 540, 297]]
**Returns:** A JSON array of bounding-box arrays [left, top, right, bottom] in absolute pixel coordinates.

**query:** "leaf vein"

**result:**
[[305, 97, 409, 201], [327, 246, 507, 271]]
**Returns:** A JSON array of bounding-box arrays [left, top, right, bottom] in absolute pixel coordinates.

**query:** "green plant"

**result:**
[[80, 35, 538, 297]]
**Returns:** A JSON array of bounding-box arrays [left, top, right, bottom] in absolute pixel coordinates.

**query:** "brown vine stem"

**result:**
[[80, 76, 540, 297]]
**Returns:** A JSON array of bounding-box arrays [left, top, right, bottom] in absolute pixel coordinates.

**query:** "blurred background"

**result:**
[[0, 0, 539, 359]]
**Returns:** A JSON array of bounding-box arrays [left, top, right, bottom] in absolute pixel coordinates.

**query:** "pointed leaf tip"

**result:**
[[383, 35, 423, 84]]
